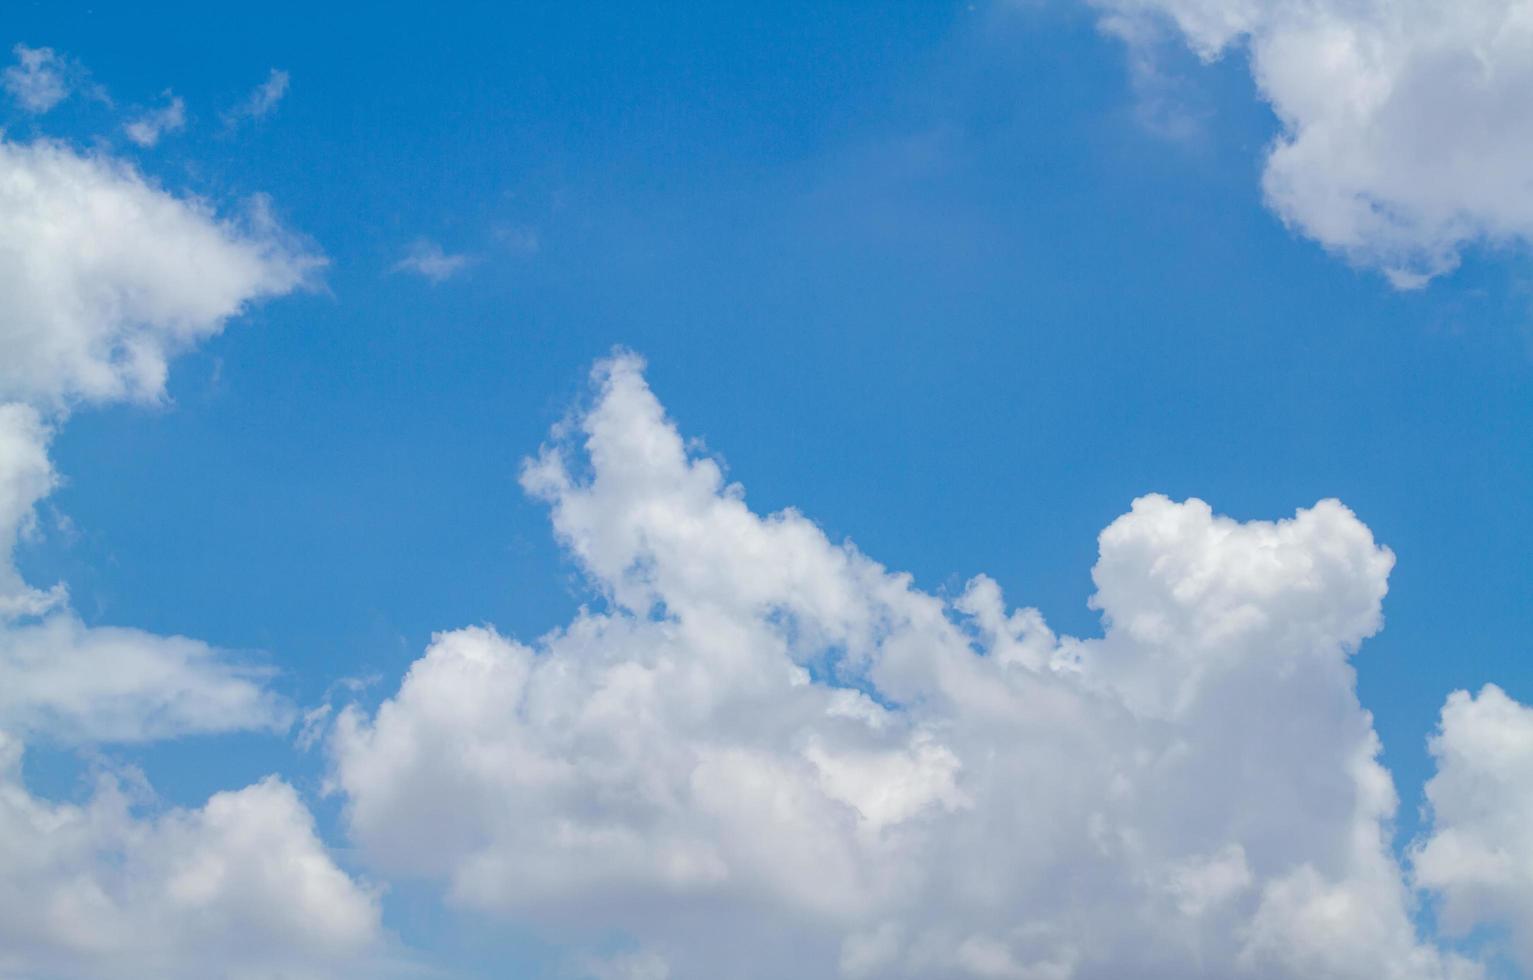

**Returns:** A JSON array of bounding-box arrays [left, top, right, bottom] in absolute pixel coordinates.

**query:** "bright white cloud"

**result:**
[[0, 138, 318, 408], [124, 91, 187, 148], [0, 133, 312, 744], [1414, 684, 1533, 970], [0, 613, 289, 744], [0, 403, 62, 618], [331, 353, 1478, 979], [3, 44, 70, 114], [0, 135, 378, 977], [1091, 0, 1533, 286], [224, 68, 289, 127], [391, 239, 475, 283], [0, 733, 379, 979]]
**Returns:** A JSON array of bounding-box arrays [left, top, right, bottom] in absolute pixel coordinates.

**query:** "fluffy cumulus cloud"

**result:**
[[0, 735, 378, 980], [1414, 685, 1533, 970], [1091, 0, 1533, 285], [332, 353, 1502, 979], [0, 133, 378, 977], [0, 139, 317, 408]]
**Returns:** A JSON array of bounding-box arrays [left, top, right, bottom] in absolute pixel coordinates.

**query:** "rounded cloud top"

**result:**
[[332, 353, 1489, 980]]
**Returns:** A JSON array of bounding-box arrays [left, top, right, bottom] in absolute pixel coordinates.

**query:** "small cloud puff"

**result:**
[[3, 44, 71, 113], [223, 67, 289, 128], [391, 238, 475, 283], [124, 91, 187, 147]]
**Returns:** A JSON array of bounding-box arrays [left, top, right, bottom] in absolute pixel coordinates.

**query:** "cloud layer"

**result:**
[[1094, 0, 1533, 285], [332, 354, 1531, 978]]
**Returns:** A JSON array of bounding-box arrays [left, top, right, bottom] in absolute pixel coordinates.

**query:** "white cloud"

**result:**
[[0, 135, 378, 977], [0, 134, 311, 745], [0, 733, 380, 979], [3, 44, 70, 114], [0, 138, 319, 408], [391, 239, 475, 283], [1090, 0, 1533, 285], [331, 353, 1477, 979], [0, 613, 289, 744], [224, 68, 289, 127], [0, 406, 285, 751], [0, 403, 62, 618], [1414, 684, 1533, 970], [124, 91, 187, 148]]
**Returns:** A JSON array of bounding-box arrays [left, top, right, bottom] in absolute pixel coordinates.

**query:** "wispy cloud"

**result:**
[[222, 68, 289, 128], [493, 223, 541, 256], [123, 91, 186, 147], [3, 44, 70, 113], [391, 239, 475, 283]]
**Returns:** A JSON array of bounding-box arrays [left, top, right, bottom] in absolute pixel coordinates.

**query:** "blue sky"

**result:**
[[6, 2, 1533, 978]]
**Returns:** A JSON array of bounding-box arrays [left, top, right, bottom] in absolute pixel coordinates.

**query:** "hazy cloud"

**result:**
[[223, 68, 289, 128], [123, 91, 187, 147], [391, 239, 475, 283], [2, 44, 70, 113]]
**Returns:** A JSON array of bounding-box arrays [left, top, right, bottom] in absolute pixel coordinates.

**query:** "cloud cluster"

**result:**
[[1092, 0, 1533, 285], [10, 21, 1533, 977], [331, 354, 1523, 978], [0, 135, 378, 977]]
